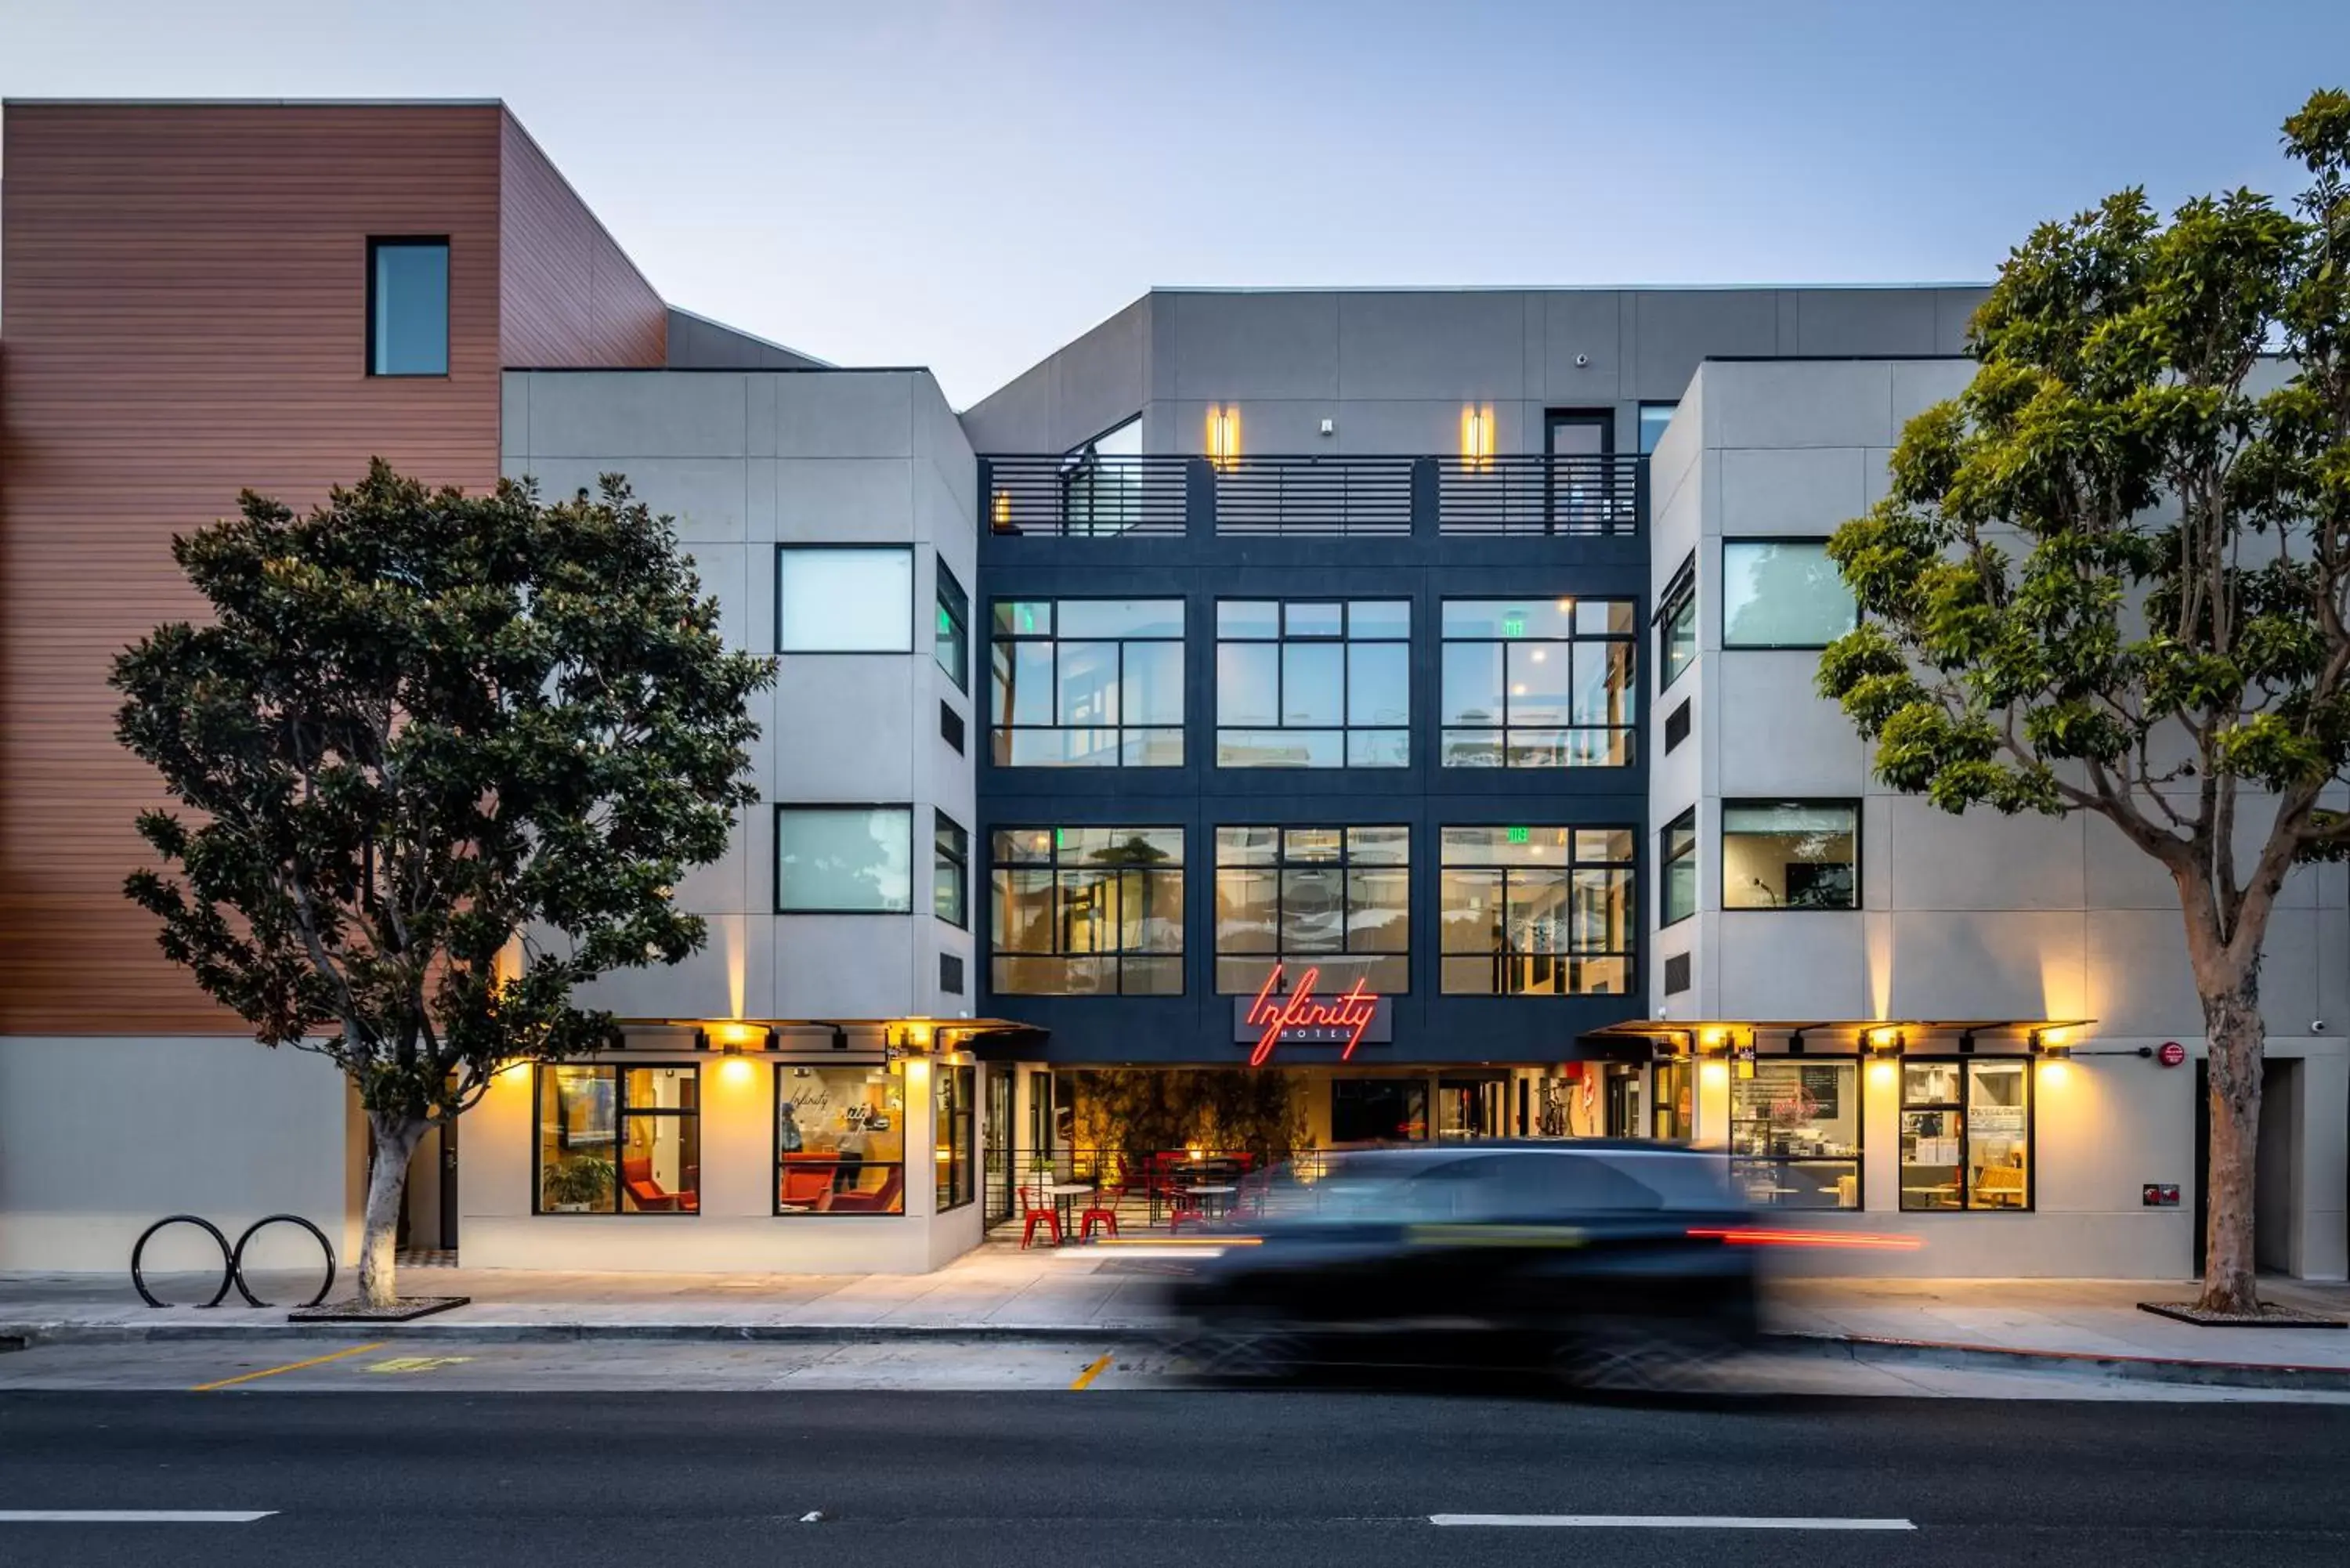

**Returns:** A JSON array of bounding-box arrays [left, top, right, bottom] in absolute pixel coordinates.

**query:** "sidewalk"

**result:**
[[6, 1248, 2348, 1387]]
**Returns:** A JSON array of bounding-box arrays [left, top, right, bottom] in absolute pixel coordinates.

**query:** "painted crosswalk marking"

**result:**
[[0, 1511, 277, 1523]]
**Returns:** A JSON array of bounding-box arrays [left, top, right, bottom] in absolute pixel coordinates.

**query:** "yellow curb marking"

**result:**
[[1069, 1353, 1114, 1391], [190, 1341, 388, 1393], [367, 1356, 473, 1374]]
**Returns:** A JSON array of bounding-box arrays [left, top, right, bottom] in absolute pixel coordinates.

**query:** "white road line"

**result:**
[[0, 1511, 277, 1523], [1430, 1514, 1915, 1531]]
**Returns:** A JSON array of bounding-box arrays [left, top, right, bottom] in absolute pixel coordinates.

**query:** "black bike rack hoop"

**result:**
[[129, 1214, 236, 1310], [229, 1214, 338, 1310]]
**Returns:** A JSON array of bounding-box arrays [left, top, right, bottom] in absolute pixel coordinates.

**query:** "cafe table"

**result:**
[[1182, 1183, 1238, 1222], [1043, 1180, 1096, 1241]]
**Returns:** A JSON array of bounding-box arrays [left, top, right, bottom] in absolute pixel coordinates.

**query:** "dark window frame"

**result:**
[[1898, 1056, 2037, 1213], [1719, 535, 1857, 652], [935, 556, 971, 692], [987, 597, 1187, 768], [990, 826, 1188, 996], [365, 236, 450, 378], [933, 811, 969, 929], [1213, 824, 1411, 996], [1436, 826, 1636, 997], [1727, 1056, 1865, 1212], [1636, 401, 1680, 455], [531, 1063, 701, 1217], [1721, 797, 1862, 912], [774, 803, 916, 916], [1213, 597, 1411, 770], [774, 1064, 910, 1218], [1660, 807, 1698, 927], [935, 1062, 977, 1212], [1657, 552, 1697, 694], [774, 544, 917, 656], [1438, 596, 1638, 769]]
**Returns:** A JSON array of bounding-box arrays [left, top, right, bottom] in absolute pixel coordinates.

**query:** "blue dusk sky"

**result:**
[[2, 0, 2343, 405]]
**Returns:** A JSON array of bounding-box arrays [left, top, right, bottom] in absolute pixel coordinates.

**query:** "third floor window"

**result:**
[[1216, 600, 1409, 768], [989, 599, 1184, 766], [1439, 598, 1636, 768]]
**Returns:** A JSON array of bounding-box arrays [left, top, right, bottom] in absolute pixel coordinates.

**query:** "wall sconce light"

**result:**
[[2030, 1030, 2072, 1061], [1206, 405, 1242, 471], [1460, 403, 1495, 471], [990, 490, 1013, 532], [1867, 1028, 1905, 1060]]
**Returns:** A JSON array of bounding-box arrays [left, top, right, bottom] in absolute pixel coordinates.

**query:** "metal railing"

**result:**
[[981, 1144, 1333, 1230], [1436, 454, 1643, 537], [979, 453, 1645, 540]]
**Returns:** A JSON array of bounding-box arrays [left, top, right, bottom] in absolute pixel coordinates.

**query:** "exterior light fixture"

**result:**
[[830, 1026, 849, 1052], [1959, 1030, 1977, 1056], [2030, 1030, 2072, 1061], [1788, 1031, 1807, 1057], [991, 490, 1012, 532], [1867, 1028, 1905, 1060], [1207, 406, 1242, 471], [1459, 404, 1495, 471]]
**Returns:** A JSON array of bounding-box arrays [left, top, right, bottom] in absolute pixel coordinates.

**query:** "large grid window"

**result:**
[[989, 600, 1184, 766], [776, 1064, 907, 1215], [1661, 808, 1697, 926], [992, 828, 1183, 995], [1440, 598, 1635, 767], [1214, 826, 1408, 995], [1900, 1060, 2032, 1212], [535, 1064, 700, 1215], [1437, 826, 1634, 995], [1216, 600, 1409, 768], [1729, 1061, 1861, 1210]]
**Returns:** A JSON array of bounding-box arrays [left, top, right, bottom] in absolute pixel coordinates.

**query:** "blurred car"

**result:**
[[1165, 1141, 1763, 1387]]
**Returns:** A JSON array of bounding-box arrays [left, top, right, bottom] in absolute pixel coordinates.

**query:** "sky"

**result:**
[[5, 0, 2345, 406]]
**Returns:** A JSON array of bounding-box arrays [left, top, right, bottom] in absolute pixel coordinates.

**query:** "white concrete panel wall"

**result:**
[[494, 369, 983, 1271], [0, 1036, 356, 1274], [1654, 359, 2350, 1278]]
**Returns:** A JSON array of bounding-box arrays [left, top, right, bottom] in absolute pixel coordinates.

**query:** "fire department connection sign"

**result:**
[[1234, 966, 1394, 1066]]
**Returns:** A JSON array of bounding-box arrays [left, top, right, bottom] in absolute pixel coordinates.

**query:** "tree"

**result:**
[[112, 462, 772, 1307], [1817, 91, 2350, 1314]]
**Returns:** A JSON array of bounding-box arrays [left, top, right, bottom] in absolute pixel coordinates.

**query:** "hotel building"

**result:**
[[2, 101, 2341, 1282]]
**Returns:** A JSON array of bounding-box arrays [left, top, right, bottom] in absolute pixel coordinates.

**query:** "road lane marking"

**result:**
[[366, 1356, 472, 1374], [190, 1342, 387, 1392], [1069, 1353, 1115, 1390], [0, 1511, 276, 1523], [1430, 1516, 1917, 1531]]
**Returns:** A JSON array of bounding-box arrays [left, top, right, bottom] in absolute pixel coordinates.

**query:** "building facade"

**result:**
[[1, 101, 2341, 1281]]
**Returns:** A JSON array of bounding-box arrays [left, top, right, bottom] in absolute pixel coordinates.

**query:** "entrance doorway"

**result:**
[[2193, 1057, 2307, 1277], [396, 1119, 457, 1255], [1603, 1064, 1644, 1138], [1437, 1078, 1506, 1140]]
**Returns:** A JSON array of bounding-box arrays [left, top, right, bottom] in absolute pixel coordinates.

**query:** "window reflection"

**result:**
[[991, 600, 1184, 765], [991, 828, 1184, 995], [1437, 826, 1633, 995], [777, 1064, 907, 1214], [1216, 600, 1409, 769], [1722, 801, 1857, 910], [1440, 598, 1635, 768], [1215, 826, 1408, 994]]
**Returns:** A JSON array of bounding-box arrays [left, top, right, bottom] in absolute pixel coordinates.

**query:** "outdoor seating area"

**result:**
[[992, 1148, 1296, 1246]]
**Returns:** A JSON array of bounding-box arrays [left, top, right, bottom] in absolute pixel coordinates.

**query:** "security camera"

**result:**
[[1574, 352, 1590, 367], [2314, 1020, 2328, 1033]]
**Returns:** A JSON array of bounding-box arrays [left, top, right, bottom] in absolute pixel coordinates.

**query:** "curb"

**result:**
[[8, 1318, 2348, 1392], [1773, 1329, 2350, 1393]]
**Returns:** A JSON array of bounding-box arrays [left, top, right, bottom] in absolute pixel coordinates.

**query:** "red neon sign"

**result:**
[[1244, 965, 1381, 1067]]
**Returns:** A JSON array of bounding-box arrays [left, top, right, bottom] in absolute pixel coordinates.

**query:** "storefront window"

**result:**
[[989, 598, 1184, 766], [991, 827, 1183, 994], [1437, 826, 1633, 995], [1900, 1060, 2031, 1211], [1215, 599, 1409, 768], [1214, 825, 1408, 995], [1440, 598, 1635, 767], [1331, 1078, 1427, 1143], [535, 1064, 700, 1215], [1728, 1061, 1861, 1209], [776, 1064, 907, 1215], [935, 1064, 976, 1211]]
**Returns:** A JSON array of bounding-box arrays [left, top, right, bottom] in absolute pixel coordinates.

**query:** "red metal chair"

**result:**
[[1018, 1184, 1063, 1249], [1079, 1180, 1125, 1240], [1165, 1185, 1207, 1235]]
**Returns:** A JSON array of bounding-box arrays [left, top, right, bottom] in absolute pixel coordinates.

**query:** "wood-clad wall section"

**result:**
[[0, 102, 666, 1035], [497, 112, 667, 370]]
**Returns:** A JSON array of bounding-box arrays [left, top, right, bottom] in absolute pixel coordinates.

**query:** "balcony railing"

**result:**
[[979, 453, 1643, 540]]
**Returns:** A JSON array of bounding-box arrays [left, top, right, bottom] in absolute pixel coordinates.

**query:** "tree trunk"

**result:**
[[2196, 974, 2265, 1315], [360, 1111, 428, 1310]]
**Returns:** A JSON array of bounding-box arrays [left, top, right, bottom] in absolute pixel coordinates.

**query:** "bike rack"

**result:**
[[131, 1212, 337, 1310]]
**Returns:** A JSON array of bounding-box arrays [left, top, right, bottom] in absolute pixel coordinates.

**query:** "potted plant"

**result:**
[[541, 1154, 615, 1212]]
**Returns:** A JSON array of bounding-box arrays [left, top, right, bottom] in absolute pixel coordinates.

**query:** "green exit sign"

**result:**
[[1502, 615, 1527, 638], [1506, 826, 1530, 844]]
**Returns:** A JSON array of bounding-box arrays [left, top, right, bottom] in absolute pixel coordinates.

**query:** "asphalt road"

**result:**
[[2, 1387, 2345, 1567]]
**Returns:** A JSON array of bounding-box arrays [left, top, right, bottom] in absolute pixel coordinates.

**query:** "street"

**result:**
[[2, 1352, 2347, 1567]]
